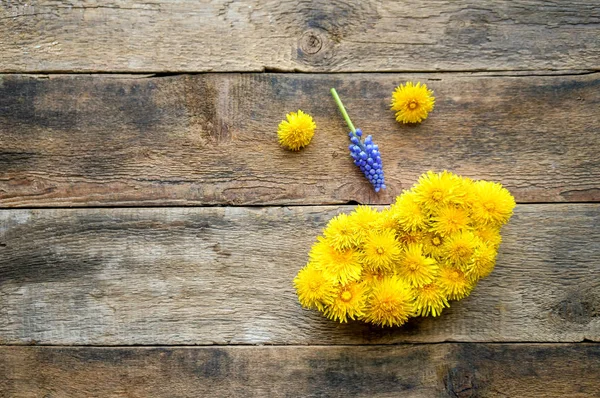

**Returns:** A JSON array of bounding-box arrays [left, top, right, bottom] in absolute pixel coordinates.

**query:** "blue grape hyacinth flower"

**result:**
[[331, 88, 386, 192], [348, 129, 386, 192]]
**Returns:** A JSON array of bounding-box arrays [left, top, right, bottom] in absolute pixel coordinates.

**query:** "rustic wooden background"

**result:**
[[1, 1, 599, 397]]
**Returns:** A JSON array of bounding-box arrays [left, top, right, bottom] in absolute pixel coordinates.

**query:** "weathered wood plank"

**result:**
[[0, 344, 598, 397], [1, 73, 599, 207], [0, 204, 598, 345], [1, 1, 599, 72]]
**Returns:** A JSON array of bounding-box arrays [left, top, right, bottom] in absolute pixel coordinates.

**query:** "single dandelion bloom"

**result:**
[[323, 213, 359, 250], [438, 265, 474, 300], [363, 276, 415, 327], [413, 171, 463, 212], [422, 232, 446, 259], [277, 110, 316, 151], [390, 82, 435, 124], [348, 205, 380, 242], [361, 229, 402, 272], [310, 237, 363, 285], [413, 282, 449, 317], [391, 191, 428, 231], [374, 208, 400, 232], [473, 224, 502, 248], [293, 262, 337, 311], [467, 241, 497, 281], [430, 205, 470, 236], [443, 231, 478, 270], [324, 281, 368, 323], [456, 177, 477, 208], [331, 88, 386, 192], [396, 243, 438, 287], [471, 180, 516, 227]]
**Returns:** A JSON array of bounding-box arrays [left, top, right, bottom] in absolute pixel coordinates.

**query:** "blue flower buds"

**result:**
[[348, 129, 386, 192]]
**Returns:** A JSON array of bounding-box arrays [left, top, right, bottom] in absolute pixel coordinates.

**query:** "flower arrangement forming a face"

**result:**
[[294, 170, 515, 327]]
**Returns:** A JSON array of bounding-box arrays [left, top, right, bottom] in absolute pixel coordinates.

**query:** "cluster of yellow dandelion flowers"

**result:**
[[294, 170, 516, 327]]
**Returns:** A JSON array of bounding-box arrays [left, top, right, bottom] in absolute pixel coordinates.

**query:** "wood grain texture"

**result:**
[[1, 72, 599, 207], [1, 1, 599, 73], [1, 344, 599, 397], [0, 204, 598, 345]]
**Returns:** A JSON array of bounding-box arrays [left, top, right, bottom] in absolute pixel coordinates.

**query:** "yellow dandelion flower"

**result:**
[[277, 110, 316, 151], [413, 171, 463, 212], [422, 232, 446, 260], [396, 243, 438, 287], [471, 180, 516, 227], [293, 262, 337, 311], [391, 191, 428, 231], [457, 177, 477, 208], [363, 276, 415, 327], [467, 242, 497, 281], [437, 265, 474, 301], [361, 229, 402, 272], [348, 205, 380, 242], [473, 224, 502, 248], [374, 208, 399, 232], [390, 82, 435, 124], [310, 237, 363, 285], [413, 282, 449, 317], [443, 231, 478, 270], [323, 213, 359, 250], [430, 205, 470, 236], [324, 281, 368, 323]]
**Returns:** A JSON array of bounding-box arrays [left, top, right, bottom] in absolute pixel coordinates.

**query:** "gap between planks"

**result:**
[[1, 70, 598, 78], [0, 341, 597, 348], [4, 201, 600, 210]]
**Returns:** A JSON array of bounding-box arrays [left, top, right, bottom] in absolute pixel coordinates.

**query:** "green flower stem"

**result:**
[[330, 88, 356, 134]]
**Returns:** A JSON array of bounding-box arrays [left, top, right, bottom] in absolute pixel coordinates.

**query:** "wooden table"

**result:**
[[1, 1, 599, 396]]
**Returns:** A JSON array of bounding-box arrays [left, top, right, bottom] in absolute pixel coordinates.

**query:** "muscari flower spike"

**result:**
[[330, 88, 386, 192]]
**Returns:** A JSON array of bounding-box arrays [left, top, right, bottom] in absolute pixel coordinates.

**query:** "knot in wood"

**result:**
[[300, 31, 323, 55]]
